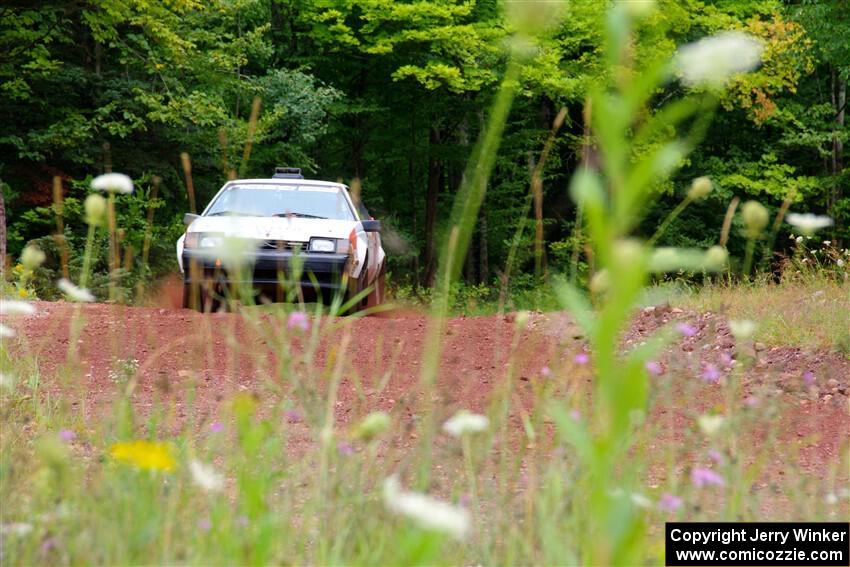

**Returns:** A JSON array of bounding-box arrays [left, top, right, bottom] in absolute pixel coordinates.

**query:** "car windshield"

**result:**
[[205, 184, 356, 220]]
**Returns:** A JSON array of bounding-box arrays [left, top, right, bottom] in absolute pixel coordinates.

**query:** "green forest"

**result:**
[[1, 0, 847, 301]]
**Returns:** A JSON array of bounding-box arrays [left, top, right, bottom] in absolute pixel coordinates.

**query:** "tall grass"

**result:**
[[1, 3, 848, 566]]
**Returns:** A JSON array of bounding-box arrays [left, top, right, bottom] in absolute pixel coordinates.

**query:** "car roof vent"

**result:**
[[273, 167, 303, 179]]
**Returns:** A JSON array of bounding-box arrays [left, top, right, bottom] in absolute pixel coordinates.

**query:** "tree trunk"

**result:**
[[423, 126, 441, 285], [479, 209, 489, 283], [409, 113, 420, 285], [831, 67, 845, 219], [0, 186, 6, 277]]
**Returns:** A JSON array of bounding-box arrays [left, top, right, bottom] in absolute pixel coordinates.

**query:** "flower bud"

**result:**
[[504, 0, 567, 38], [612, 238, 645, 273], [21, 245, 46, 270], [688, 176, 712, 200], [623, 0, 656, 18], [589, 269, 610, 294], [84, 193, 107, 226], [704, 246, 728, 270], [354, 411, 390, 441], [742, 201, 769, 237]]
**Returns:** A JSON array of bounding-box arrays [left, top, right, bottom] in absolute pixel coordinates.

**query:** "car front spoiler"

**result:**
[[182, 249, 350, 290]]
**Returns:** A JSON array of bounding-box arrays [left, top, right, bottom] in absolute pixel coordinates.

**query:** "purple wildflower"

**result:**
[[803, 371, 815, 386], [720, 352, 734, 367], [236, 515, 249, 528], [574, 352, 590, 365], [708, 449, 725, 465], [287, 311, 310, 332], [284, 410, 303, 424], [676, 323, 698, 337], [569, 409, 581, 421], [337, 441, 355, 456], [58, 429, 76, 442], [658, 493, 683, 512], [540, 366, 552, 378], [701, 364, 721, 383], [197, 518, 212, 531], [40, 537, 59, 554], [209, 422, 224, 433], [645, 361, 663, 376], [691, 467, 725, 488], [459, 493, 472, 508], [744, 396, 760, 408]]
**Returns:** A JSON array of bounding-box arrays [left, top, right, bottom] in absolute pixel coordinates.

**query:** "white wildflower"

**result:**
[[199, 235, 259, 269], [728, 319, 756, 341], [0, 373, 14, 390], [91, 172, 133, 194], [786, 213, 834, 235], [383, 475, 470, 540], [443, 410, 489, 438], [630, 492, 653, 509], [0, 522, 33, 537], [57, 279, 95, 302], [675, 31, 763, 88], [0, 300, 36, 316], [795, 236, 804, 244], [837, 259, 845, 268], [0, 324, 14, 338], [697, 414, 725, 437], [189, 460, 224, 492]]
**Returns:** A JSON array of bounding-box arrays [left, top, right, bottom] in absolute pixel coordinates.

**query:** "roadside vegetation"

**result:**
[[1, 0, 849, 566]]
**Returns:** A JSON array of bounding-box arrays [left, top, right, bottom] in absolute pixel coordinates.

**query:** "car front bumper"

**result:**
[[182, 249, 350, 291]]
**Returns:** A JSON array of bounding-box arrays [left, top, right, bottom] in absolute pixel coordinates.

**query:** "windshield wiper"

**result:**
[[272, 212, 328, 219], [207, 211, 257, 217]]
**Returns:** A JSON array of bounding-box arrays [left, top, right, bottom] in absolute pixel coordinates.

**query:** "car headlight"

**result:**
[[184, 233, 224, 249], [309, 238, 336, 253], [200, 235, 223, 248]]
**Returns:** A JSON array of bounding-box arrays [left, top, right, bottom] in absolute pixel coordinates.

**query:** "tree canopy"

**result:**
[[2, 0, 847, 292]]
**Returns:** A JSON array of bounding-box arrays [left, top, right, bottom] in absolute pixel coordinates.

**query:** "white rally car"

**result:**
[[176, 168, 386, 312]]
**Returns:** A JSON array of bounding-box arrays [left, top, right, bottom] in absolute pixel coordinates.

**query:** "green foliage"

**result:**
[[1, 0, 847, 294]]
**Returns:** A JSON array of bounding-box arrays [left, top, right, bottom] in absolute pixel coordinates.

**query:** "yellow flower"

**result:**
[[18, 288, 29, 298], [110, 440, 176, 472]]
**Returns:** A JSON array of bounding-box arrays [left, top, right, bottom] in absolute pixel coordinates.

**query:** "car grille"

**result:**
[[258, 239, 305, 251]]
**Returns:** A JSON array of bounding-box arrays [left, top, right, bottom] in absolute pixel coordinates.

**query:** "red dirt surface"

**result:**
[[12, 300, 850, 506]]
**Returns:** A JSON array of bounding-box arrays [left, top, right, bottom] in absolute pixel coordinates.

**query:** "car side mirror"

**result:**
[[184, 213, 200, 226], [361, 219, 381, 233]]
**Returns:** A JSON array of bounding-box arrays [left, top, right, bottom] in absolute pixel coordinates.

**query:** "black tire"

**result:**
[[366, 261, 386, 309], [185, 280, 221, 313], [344, 255, 371, 314]]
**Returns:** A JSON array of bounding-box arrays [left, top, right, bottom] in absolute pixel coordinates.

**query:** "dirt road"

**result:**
[[11, 300, 850, 494]]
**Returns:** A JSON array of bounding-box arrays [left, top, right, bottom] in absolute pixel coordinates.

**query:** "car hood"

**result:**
[[187, 216, 357, 242]]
